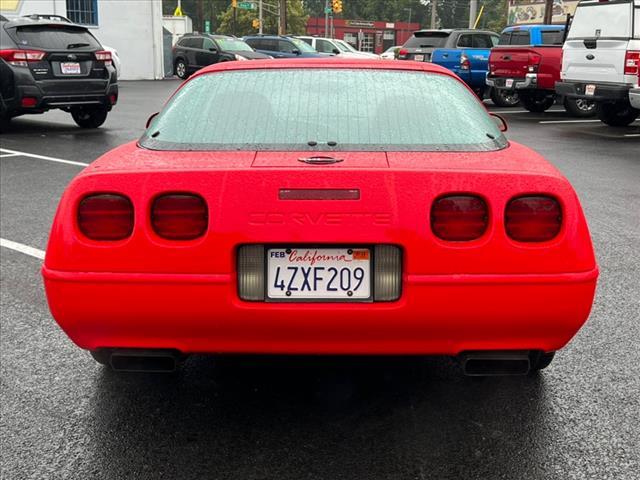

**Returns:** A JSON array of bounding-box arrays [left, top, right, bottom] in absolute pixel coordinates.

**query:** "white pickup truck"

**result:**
[[556, 0, 640, 126]]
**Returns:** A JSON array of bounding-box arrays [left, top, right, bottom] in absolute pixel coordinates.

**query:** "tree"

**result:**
[[217, 0, 308, 36]]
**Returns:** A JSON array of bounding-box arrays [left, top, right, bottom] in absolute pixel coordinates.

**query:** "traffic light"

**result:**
[[252, 18, 260, 29], [332, 0, 343, 14], [232, 0, 237, 7]]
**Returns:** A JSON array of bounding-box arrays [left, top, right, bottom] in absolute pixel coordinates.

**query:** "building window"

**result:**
[[66, 0, 98, 26]]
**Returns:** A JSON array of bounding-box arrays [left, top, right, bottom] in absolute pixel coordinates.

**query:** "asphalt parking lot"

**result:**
[[1, 80, 639, 480]]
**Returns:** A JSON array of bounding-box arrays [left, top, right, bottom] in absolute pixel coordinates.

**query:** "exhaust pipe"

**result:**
[[460, 351, 531, 376], [109, 349, 181, 373]]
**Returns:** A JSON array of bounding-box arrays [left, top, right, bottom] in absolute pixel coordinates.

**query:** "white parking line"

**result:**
[[0, 153, 21, 158], [624, 133, 640, 137], [0, 238, 45, 260], [0, 148, 89, 167], [538, 119, 602, 124]]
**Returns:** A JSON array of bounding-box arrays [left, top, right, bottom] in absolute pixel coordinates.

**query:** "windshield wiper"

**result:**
[[67, 42, 90, 49]]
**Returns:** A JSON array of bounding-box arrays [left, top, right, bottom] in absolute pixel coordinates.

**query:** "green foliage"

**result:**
[[217, 0, 308, 36]]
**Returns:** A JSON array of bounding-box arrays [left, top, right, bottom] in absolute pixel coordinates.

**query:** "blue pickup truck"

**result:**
[[398, 29, 500, 99]]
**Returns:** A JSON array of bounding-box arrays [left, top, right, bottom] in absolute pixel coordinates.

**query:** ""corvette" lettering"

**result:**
[[248, 212, 392, 226]]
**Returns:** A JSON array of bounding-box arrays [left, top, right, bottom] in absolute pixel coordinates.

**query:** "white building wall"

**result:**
[[1, 0, 164, 80]]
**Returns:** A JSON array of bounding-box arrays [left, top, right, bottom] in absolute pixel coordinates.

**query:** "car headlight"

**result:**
[[235, 54, 248, 61]]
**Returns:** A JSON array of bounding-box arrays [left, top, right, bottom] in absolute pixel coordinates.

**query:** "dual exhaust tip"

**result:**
[[99, 349, 539, 376]]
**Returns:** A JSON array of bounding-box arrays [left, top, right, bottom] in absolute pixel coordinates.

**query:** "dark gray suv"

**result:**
[[0, 16, 118, 130]]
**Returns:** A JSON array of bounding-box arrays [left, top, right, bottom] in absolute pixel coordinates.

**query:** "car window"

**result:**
[[290, 37, 317, 53], [403, 32, 450, 48], [203, 38, 216, 50], [540, 30, 564, 45], [510, 31, 530, 45], [335, 40, 351, 53], [141, 69, 505, 152], [472, 34, 495, 49], [457, 34, 473, 48], [498, 32, 511, 45], [568, 0, 632, 39], [315, 39, 336, 53], [278, 40, 296, 53], [13, 25, 101, 50], [298, 37, 312, 45], [252, 39, 277, 51], [217, 38, 253, 52]]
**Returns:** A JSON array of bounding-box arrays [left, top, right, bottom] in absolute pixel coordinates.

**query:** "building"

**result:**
[[306, 18, 420, 54], [0, 0, 165, 80], [507, 0, 580, 25]]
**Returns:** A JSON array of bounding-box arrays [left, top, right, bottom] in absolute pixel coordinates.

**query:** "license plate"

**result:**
[[585, 84, 596, 96], [267, 247, 371, 301], [414, 54, 424, 62], [61, 62, 81, 75], [505, 78, 514, 88]]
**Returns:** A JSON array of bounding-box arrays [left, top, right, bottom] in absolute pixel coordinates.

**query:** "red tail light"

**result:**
[[431, 195, 489, 241], [398, 49, 408, 58], [0, 49, 45, 66], [505, 196, 562, 242], [460, 53, 471, 71], [624, 50, 640, 76], [21, 97, 38, 108], [95, 50, 113, 66], [78, 194, 134, 241], [527, 52, 542, 73], [151, 194, 208, 240]]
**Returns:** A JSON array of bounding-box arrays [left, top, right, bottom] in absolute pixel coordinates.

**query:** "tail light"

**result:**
[[21, 97, 38, 108], [431, 195, 488, 241], [95, 50, 113, 66], [151, 194, 208, 240], [398, 48, 408, 59], [505, 196, 562, 242], [624, 50, 639, 76], [78, 194, 134, 241], [460, 53, 471, 71], [0, 49, 45, 66], [527, 52, 542, 73]]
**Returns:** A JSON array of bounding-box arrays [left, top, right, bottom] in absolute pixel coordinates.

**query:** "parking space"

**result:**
[[1, 81, 639, 479]]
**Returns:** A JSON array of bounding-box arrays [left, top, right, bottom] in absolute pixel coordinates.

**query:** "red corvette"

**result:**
[[42, 59, 598, 375]]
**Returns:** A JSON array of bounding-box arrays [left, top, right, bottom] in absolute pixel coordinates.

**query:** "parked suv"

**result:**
[[297, 36, 380, 59], [173, 34, 270, 79], [556, 0, 640, 126], [0, 16, 118, 129], [243, 35, 326, 58]]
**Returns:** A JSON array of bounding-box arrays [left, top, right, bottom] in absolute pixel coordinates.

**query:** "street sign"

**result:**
[[238, 1, 256, 9], [204, 20, 211, 33], [324, 7, 332, 14]]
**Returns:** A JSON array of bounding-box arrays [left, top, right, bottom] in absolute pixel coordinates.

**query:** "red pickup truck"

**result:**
[[486, 25, 595, 117]]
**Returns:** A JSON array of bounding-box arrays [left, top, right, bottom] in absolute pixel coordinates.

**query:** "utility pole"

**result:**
[[469, 0, 478, 29], [325, 0, 329, 37], [259, 0, 263, 34], [197, 0, 203, 31], [543, 0, 554, 24], [279, 0, 287, 34], [430, 0, 437, 29]]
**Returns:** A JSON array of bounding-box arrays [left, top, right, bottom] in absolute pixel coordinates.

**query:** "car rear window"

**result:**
[[541, 30, 564, 45], [140, 69, 506, 152], [403, 32, 450, 48], [13, 25, 100, 50], [568, 0, 632, 39]]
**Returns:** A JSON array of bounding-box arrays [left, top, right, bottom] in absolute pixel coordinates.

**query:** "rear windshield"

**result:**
[[216, 38, 253, 52], [541, 30, 564, 45], [14, 25, 101, 50], [403, 32, 450, 48], [568, 0, 632, 39], [140, 69, 506, 152]]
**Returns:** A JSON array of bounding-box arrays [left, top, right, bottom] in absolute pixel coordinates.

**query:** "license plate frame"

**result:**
[[505, 78, 514, 88], [61, 62, 81, 75], [265, 246, 374, 303], [414, 54, 425, 62], [585, 84, 596, 96]]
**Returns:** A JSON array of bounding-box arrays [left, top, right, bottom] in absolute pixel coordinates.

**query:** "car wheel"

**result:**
[[71, 107, 108, 128], [519, 92, 555, 113], [563, 97, 596, 118], [596, 101, 640, 127], [175, 59, 188, 79], [529, 351, 555, 373], [490, 87, 520, 108]]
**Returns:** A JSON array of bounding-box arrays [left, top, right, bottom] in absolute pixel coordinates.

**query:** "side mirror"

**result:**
[[292, 49, 301, 55], [489, 113, 508, 132], [146, 112, 159, 129], [332, 48, 340, 55]]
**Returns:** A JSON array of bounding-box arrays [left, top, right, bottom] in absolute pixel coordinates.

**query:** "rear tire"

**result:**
[[71, 107, 108, 129], [520, 91, 555, 113], [490, 87, 520, 108], [596, 101, 640, 127], [529, 351, 555, 373], [563, 97, 596, 118], [174, 59, 188, 79]]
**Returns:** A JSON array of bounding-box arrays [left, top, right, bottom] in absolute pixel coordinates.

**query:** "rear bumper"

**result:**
[[629, 88, 640, 109], [42, 266, 598, 355], [486, 73, 537, 90], [555, 80, 631, 102]]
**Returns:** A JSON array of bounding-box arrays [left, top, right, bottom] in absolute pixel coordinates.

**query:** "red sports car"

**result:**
[[42, 59, 598, 375]]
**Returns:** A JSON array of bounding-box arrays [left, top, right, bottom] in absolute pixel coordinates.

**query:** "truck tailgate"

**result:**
[[489, 48, 531, 78]]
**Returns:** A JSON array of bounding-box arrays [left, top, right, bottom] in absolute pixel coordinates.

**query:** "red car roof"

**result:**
[[196, 57, 457, 78]]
